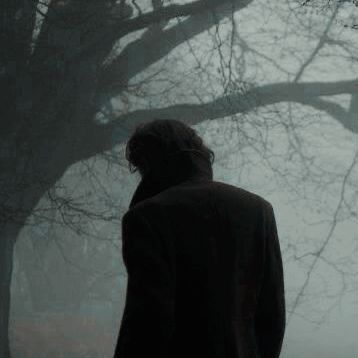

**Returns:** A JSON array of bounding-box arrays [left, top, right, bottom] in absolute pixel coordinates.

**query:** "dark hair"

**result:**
[[125, 119, 215, 177]]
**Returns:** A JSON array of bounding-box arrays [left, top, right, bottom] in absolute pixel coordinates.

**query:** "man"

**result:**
[[114, 119, 286, 358]]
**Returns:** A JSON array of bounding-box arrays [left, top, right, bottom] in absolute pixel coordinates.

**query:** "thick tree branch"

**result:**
[[34, 0, 249, 67], [83, 78, 358, 160], [98, 0, 252, 96], [119, 0, 249, 35]]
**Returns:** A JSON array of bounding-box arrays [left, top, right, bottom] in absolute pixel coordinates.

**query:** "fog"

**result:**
[[3, 0, 358, 357]]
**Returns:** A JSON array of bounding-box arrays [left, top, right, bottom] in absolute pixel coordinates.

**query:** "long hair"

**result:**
[[125, 119, 215, 207], [125, 119, 215, 177]]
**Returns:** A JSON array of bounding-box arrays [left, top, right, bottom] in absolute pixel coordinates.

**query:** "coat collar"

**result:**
[[129, 150, 213, 209]]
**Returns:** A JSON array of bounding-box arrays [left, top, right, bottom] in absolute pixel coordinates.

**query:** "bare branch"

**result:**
[[119, 0, 250, 35], [287, 147, 358, 324], [98, 0, 253, 95], [86, 78, 358, 159], [294, 4, 339, 82]]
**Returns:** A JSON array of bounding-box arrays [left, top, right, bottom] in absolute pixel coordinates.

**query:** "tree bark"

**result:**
[[0, 221, 23, 358]]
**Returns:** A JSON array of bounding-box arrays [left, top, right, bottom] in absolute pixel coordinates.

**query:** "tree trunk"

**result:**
[[0, 221, 23, 358], [0, 171, 61, 357]]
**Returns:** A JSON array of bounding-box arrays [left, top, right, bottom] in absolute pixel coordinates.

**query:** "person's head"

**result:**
[[125, 119, 215, 180]]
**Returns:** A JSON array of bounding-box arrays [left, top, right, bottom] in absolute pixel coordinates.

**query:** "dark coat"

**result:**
[[114, 152, 285, 358]]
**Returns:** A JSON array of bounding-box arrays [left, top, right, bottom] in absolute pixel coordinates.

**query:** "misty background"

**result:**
[[2, 0, 358, 357]]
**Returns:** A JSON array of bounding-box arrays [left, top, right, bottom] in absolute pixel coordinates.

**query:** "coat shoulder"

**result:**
[[210, 180, 273, 211], [122, 195, 166, 228], [124, 180, 273, 221]]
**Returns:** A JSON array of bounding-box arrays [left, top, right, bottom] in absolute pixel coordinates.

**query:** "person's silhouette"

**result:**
[[114, 119, 285, 358]]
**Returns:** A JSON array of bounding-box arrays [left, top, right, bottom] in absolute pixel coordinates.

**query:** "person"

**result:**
[[113, 119, 286, 358]]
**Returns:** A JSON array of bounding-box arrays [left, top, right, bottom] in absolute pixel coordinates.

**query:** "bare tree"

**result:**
[[1, 0, 358, 356]]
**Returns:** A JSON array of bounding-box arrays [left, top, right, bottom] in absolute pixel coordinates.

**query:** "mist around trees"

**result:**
[[1, 0, 358, 357]]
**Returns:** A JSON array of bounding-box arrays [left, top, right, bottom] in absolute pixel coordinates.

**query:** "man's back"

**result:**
[[115, 178, 285, 358]]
